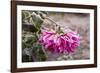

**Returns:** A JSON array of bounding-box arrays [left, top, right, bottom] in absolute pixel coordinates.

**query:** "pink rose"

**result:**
[[39, 31, 80, 54]]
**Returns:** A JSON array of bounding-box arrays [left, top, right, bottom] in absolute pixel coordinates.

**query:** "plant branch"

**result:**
[[45, 17, 59, 27], [45, 17, 64, 33]]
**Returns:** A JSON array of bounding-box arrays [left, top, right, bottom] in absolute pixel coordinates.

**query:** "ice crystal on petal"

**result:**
[[39, 31, 80, 54]]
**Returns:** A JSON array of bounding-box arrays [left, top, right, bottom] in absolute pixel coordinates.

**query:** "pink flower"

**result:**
[[39, 31, 80, 54]]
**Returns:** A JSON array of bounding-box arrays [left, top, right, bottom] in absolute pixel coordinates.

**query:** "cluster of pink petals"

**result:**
[[39, 31, 80, 54]]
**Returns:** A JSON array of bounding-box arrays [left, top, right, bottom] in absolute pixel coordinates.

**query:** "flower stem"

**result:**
[[45, 17, 62, 33], [45, 17, 58, 27]]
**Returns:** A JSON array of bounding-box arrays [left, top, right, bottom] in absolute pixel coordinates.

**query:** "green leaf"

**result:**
[[37, 48, 47, 61], [22, 48, 33, 62], [22, 33, 38, 48], [31, 13, 43, 29], [22, 11, 31, 19], [22, 41, 27, 49], [22, 11, 48, 33], [32, 44, 47, 61]]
